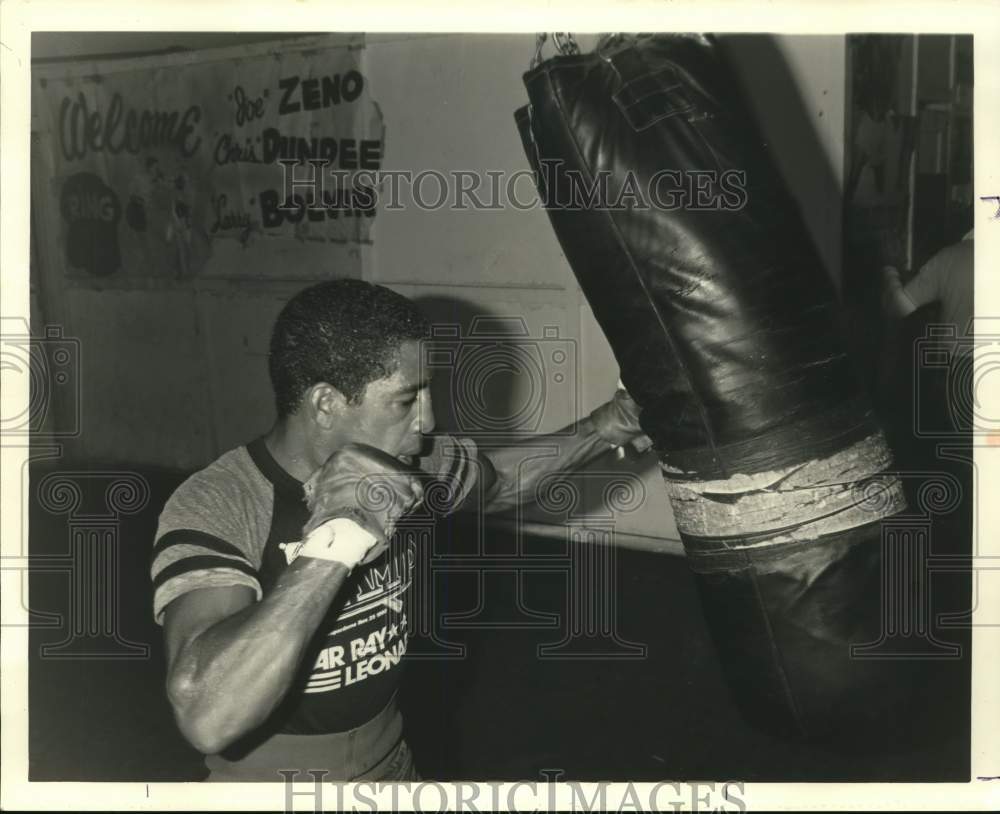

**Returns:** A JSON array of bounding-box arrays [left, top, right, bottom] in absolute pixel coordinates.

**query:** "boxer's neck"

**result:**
[[263, 415, 337, 482]]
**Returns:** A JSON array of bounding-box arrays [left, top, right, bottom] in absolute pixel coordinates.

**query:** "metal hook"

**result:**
[[530, 32, 581, 70], [530, 32, 548, 69], [552, 32, 580, 56]]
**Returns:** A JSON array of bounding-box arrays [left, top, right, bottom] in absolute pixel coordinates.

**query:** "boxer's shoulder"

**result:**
[[168, 445, 271, 511], [152, 444, 269, 626], [156, 444, 273, 559]]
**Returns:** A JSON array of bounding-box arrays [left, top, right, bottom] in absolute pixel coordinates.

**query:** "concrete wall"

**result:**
[[30, 32, 846, 543]]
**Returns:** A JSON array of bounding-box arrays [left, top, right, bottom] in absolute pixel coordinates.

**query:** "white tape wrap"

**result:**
[[661, 432, 906, 548], [282, 518, 379, 569]]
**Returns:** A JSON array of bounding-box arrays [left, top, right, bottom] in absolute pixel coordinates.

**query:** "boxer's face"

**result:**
[[338, 340, 434, 459]]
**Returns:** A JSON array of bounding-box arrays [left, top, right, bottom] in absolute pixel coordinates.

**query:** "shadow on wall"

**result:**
[[413, 296, 525, 440], [413, 295, 649, 523]]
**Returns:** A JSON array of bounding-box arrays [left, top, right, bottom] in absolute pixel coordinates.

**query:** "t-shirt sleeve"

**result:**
[[417, 434, 487, 515], [150, 467, 263, 625]]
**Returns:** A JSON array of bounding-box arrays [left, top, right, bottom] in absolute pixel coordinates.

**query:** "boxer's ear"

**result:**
[[308, 383, 348, 430]]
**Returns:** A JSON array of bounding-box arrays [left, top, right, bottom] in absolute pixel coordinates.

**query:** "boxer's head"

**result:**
[[269, 279, 434, 458]]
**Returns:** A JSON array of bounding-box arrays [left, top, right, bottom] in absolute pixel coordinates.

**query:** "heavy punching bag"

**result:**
[[515, 33, 914, 741]]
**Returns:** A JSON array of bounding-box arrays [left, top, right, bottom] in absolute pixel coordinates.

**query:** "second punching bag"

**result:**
[[516, 34, 915, 741]]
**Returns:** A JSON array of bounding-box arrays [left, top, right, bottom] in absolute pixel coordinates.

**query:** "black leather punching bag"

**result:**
[[516, 34, 915, 741]]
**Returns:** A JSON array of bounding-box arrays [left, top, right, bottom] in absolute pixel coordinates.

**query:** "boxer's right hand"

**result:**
[[297, 443, 424, 569], [590, 385, 654, 453]]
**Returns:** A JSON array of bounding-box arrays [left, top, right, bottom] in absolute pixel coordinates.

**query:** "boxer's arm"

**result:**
[[477, 415, 610, 512], [163, 557, 352, 755], [160, 444, 418, 755], [478, 392, 651, 512]]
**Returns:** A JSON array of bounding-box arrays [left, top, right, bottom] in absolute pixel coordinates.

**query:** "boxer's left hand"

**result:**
[[302, 443, 424, 567], [589, 386, 653, 453]]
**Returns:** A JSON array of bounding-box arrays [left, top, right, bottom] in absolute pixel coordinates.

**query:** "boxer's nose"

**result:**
[[417, 388, 436, 434]]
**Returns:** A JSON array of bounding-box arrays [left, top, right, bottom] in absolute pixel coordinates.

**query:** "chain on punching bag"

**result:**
[[515, 33, 919, 742]]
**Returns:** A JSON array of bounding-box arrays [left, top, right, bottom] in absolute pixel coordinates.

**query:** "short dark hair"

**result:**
[[269, 279, 429, 418]]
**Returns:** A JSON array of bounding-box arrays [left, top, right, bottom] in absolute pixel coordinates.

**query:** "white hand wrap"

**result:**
[[284, 517, 379, 570]]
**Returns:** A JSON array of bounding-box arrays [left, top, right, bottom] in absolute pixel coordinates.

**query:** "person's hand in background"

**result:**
[[880, 265, 917, 319]]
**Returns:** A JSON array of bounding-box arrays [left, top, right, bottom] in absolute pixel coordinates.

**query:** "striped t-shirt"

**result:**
[[151, 434, 481, 744]]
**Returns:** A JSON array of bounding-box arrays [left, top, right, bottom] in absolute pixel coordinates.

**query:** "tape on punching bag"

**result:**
[[515, 34, 915, 741]]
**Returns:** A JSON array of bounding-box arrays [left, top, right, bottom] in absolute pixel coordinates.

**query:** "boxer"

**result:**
[[151, 278, 646, 781]]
